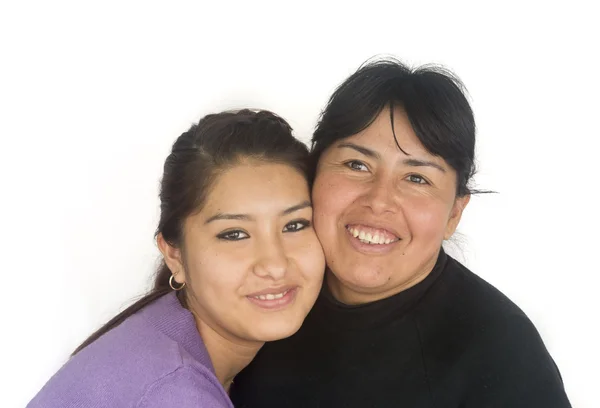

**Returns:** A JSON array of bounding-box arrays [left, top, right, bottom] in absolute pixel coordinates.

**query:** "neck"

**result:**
[[192, 315, 263, 392]]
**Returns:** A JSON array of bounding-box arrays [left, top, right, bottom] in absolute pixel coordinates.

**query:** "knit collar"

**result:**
[[316, 248, 448, 330]]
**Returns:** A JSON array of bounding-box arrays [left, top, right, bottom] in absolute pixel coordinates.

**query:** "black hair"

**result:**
[[311, 57, 477, 196]]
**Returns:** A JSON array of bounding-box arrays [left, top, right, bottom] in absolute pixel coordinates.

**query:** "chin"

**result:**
[[340, 267, 392, 290], [249, 320, 304, 342]]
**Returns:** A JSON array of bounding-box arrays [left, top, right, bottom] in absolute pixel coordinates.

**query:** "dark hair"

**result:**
[[73, 109, 310, 355], [311, 57, 477, 197]]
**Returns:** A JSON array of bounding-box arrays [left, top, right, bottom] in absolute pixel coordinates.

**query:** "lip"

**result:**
[[345, 226, 401, 254], [246, 287, 298, 311]]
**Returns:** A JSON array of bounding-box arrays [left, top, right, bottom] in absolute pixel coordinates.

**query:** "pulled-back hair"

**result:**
[[73, 109, 309, 355]]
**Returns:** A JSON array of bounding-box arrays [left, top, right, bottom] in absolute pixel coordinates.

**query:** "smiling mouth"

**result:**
[[249, 289, 292, 301], [346, 225, 400, 245], [246, 287, 299, 310]]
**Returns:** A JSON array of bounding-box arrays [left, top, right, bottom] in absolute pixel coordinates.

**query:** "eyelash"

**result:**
[[216, 219, 311, 241], [406, 174, 430, 185], [217, 230, 249, 241], [344, 160, 368, 172], [283, 219, 311, 232]]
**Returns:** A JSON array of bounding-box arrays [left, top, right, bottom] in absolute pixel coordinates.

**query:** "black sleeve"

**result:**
[[461, 314, 571, 408]]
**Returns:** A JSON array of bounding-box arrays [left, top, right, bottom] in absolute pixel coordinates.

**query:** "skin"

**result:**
[[312, 106, 470, 305], [158, 161, 325, 390]]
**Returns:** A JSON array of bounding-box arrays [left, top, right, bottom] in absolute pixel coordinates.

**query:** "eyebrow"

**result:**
[[403, 158, 447, 173], [338, 142, 446, 173], [337, 142, 381, 159], [281, 200, 312, 216], [204, 200, 312, 224]]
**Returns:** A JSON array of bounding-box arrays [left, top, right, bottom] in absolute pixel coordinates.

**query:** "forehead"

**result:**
[[202, 162, 310, 214], [346, 106, 432, 158]]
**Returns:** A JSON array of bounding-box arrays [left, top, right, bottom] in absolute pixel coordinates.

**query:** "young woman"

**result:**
[[27, 109, 325, 408]]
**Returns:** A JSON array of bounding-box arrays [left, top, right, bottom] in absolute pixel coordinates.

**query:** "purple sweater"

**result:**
[[27, 292, 233, 408]]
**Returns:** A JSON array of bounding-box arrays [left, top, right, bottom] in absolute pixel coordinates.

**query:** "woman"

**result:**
[[27, 110, 325, 407], [230, 60, 572, 407]]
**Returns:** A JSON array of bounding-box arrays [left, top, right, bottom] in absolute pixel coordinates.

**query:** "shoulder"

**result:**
[[426, 255, 528, 320], [422, 257, 570, 406], [135, 366, 232, 408], [79, 311, 189, 378], [421, 255, 546, 351], [27, 312, 199, 407], [457, 312, 570, 406], [465, 312, 552, 365]]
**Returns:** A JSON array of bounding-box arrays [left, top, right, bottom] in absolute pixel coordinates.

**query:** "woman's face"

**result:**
[[312, 106, 469, 304], [162, 161, 325, 345]]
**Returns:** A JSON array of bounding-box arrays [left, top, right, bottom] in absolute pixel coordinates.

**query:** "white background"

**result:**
[[1, 1, 598, 407]]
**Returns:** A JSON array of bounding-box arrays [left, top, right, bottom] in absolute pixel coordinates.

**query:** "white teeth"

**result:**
[[252, 290, 288, 301], [347, 226, 398, 245]]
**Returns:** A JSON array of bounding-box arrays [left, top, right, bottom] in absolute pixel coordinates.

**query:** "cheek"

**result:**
[[403, 199, 452, 240], [304, 243, 326, 280], [289, 234, 326, 279], [313, 174, 361, 226], [185, 250, 246, 296]]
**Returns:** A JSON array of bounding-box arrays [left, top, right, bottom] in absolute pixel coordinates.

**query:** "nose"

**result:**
[[252, 236, 289, 280], [363, 173, 397, 215]]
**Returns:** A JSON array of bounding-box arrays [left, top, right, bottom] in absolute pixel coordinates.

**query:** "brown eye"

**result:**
[[217, 230, 249, 241], [283, 220, 310, 232]]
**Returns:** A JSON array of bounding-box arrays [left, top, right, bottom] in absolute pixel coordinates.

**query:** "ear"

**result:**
[[444, 194, 470, 240], [157, 233, 186, 285]]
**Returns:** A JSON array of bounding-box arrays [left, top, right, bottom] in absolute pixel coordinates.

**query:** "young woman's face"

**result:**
[[167, 162, 324, 345], [312, 107, 469, 304]]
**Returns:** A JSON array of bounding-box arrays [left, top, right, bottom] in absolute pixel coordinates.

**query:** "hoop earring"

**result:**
[[169, 274, 186, 291]]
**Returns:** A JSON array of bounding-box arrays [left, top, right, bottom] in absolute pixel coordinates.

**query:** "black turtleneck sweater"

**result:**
[[230, 250, 571, 407]]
